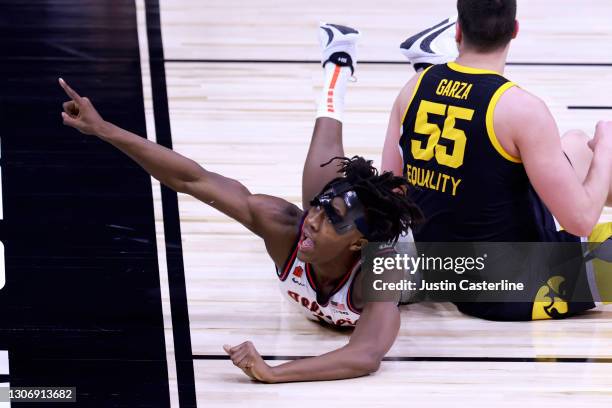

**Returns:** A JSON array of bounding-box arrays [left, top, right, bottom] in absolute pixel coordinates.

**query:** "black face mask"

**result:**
[[309, 180, 369, 238]]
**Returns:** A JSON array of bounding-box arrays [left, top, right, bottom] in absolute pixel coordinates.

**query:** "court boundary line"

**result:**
[[164, 59, 612, 67], [144, 1, 197, 407], [135, 1, 179, 407], [193, 355, 612, 363], [568, 106, 612, 110]]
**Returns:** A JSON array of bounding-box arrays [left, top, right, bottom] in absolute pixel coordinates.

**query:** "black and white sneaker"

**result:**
[[319, 22, 360, 75], [400, 16, 458, 71]]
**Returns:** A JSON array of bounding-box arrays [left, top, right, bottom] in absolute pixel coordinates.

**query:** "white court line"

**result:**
[[0, 351, 8, 375], [0, 351, 7, 408], [135, 1, 179, 407]]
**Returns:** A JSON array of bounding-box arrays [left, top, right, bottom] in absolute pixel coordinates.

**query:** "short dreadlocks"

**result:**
[[320, 156, 423, 243]]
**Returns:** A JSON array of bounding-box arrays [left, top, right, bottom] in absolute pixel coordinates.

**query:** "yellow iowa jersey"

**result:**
[[400, 62, 543, 242]]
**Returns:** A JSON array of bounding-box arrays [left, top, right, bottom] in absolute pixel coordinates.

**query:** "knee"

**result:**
[[561, 130, 593, 175], [561, 129, 590, 149]]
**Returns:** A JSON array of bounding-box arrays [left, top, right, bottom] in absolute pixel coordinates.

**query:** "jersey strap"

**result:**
[[276, 214, 306, 281], [485, 81, 521, 163], [306, 257, 360, 306]]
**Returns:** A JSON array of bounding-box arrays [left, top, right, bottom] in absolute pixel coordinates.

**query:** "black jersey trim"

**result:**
[[306, 257, 359, 307], [277, 214, 306, 281], [346, 266, 363, 314], [305, 263, 318, 291]]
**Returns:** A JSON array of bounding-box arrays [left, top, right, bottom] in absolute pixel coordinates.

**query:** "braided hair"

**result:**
[[320, 156, 423, 243]]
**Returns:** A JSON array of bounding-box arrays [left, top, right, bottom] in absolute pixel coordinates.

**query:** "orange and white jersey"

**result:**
[[277, 244, 362, 327]]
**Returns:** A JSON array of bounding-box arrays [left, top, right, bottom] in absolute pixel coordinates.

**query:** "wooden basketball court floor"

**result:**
[[137, 0, 612, 406]]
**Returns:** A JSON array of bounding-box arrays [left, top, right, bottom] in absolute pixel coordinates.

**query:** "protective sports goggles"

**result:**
[[309, 180, 370, 238]]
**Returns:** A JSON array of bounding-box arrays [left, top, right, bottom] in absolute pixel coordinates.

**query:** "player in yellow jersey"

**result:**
[[382, 0, 612, 320]]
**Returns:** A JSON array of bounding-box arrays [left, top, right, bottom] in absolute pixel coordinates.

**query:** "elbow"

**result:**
[[357, 350, 383, 375], [163, 177, 200, 196], [560, 194, 605, 237], [569, 225, 593, 239], [172, 161, 209, 194], [174, 179, 202, 196], [563, 223, 593, 239], [363, 358, 382, 375], [179, 168, 209, 195], [562, 214, 596, 238]]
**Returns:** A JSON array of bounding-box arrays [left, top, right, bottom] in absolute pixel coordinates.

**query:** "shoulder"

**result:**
[[247, 194, 304, 267], [495, 85, 557, 144], [496, 85, 551, 120]]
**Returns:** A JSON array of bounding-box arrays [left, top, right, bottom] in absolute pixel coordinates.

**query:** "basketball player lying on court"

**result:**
[[382, 0, 612, 320], [58, 25, 420, 382]]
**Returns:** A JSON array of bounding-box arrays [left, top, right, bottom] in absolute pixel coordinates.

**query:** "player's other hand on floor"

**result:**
[[58, 78, 107, 136], [223, 341, 275, 383]]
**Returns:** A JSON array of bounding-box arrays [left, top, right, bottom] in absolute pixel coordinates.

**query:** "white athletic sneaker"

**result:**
[[400, 16, 459, 70], [319, 22, 361, 75]]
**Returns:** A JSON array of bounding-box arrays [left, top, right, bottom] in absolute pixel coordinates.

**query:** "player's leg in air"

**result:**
[[399, 15, 458, 73], [302, 22, 361, 209], [381, 16, 459, 176], [56, 22, 421, 383]]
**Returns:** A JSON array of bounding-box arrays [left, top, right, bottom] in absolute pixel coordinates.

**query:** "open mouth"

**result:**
[[298, 230, 315, 251]]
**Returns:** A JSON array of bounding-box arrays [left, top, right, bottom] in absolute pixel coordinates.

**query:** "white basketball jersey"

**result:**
[[277, 244, 362, 327]]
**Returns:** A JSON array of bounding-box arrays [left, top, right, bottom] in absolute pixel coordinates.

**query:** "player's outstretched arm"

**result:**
[[58, 78, 301, 259], [506, 92, 612, 236], [223, 302, 400, 383]]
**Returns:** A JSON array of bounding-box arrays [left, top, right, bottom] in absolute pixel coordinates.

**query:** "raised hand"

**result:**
[[59, 78, 107, 136], [589, 121, 612, 153]]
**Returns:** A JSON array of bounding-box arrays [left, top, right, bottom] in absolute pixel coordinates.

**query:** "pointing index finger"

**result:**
[[58, 78, 82, 102]]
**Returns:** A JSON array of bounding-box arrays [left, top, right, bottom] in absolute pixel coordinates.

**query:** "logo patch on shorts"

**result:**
[[532, 276, 569, 320]]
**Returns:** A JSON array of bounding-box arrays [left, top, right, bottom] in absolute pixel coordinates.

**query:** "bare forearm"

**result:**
[[224, 304, 399, 384], [97, 121, 205, 192], [269, 345, 379, 383], [581, 145, 612, 228]]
